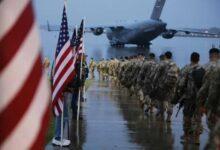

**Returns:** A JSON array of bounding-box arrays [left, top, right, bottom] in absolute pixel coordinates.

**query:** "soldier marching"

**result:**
[[94, 48, 220, 148]]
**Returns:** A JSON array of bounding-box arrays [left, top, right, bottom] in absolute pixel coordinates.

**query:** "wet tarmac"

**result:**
[[46, 79, 209, 150]]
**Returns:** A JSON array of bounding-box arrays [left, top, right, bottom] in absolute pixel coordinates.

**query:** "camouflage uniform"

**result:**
[[118, 60, 129, 86], [121, 61, 134, 89], [197, 62, 220, 149], [176, 63, 204, 144], [129, 60, 144, 96], [97, 60, 103, 80], [139, 60, 158, 113], [99, 60, 109, 80], [136, 60, 149, 104], [153, 59, 179, 122], [89, 60, 96, 79]]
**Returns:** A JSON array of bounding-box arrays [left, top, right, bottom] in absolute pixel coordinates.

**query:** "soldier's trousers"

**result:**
[[158, 100, 173, 116], [183, 103, 202, 137], [205, 111, 219, 150], [212, 120, 220, 150]]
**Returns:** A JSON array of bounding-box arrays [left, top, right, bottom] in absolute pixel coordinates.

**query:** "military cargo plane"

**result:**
[[42, 0, 220, 48]]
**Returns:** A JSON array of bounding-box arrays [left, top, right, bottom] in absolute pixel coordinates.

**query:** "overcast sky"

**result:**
[[33, 0, 220, 67], [33, 0, 220, 28]]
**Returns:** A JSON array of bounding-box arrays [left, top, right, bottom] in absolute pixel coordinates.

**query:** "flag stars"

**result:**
[[55, 7, 70, 56]]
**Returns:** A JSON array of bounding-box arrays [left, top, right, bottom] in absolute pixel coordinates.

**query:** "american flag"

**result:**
[[76, 20, 85, 54], [0, 0, 50, 149], [52, 6, 77, 116]]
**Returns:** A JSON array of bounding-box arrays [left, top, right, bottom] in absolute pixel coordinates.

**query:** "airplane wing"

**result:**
[[39, 22, 124, 36], [162, 28, 220, 39]]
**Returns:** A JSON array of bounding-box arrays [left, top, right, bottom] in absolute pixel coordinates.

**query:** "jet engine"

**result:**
[[162, 30, 177, 39], [91, 27, 104, 36]]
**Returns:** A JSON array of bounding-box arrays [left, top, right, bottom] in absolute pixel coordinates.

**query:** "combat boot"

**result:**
[[192, 135, 200, 145]]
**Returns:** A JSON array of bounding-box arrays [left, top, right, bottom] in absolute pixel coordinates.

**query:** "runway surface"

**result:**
[[46, 78, 209, 150]]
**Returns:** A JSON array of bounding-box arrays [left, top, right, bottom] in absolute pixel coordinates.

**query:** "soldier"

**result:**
[[108, 58, 116, 81], [117, 58, 129, 87], [198, 49, 219, 124], [129, 58, 143, 96], [68, 54, 89, 120], [205, 64, 220, 149], [197, 52, 220, 149], [154, 51, 179, 122], [111, 58, 120, 84], [89, 58, 96, 79], [196, 48, 220, 149], [173, 52, 205, 144], [97, 58, 104, 80], [139, 53, 157, 114]]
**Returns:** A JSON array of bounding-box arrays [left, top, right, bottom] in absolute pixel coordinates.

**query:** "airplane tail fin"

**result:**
[[150, 0, 166, 20], [47, 20, 51, 31]]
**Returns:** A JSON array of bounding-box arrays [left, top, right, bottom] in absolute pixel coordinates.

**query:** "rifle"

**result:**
[[175, 96, 185, 117]]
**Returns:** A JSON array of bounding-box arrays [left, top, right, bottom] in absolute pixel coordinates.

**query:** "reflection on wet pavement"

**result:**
[[46, 80, 209, 150]]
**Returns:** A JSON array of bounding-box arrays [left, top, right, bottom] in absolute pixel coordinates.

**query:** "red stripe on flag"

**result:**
[[52, 70, 76, 112], [56, 104, 62, 114], [0, 55, 43, 145], [54, 46, 72, 73], [53, 58, 75, 90], [29, 105, 50, 150], [0, 2, 34, 73]]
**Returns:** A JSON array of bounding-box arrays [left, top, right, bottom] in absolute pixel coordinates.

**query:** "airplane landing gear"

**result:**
[[110, 43, 125, 48], [137, 44, 150, 49]]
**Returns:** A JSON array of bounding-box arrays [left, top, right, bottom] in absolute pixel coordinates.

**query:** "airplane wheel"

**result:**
[[137, 44, 149, 49], [110, 43, 117, 47], [115, 44, 124, 48], [118, 44, 125, 48]]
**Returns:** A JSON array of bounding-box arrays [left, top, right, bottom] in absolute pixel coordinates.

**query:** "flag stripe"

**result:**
[[0, 75, 50, 150], [0, 0, 29, 40], [1, 0, 50, 148], [53, 70, 76, 115], [53, 47, 73, 82], [0, 55, 42, 145], [52, 57, 74, 92], [30, 106, 50, 150], [54, 107, 59, 116], [56, 102, 62, 114], [0, 23, 40, 113], [54, 45, 72, 73], [55, 41, 70, 66], [52, 56, 78, 101], [53, 51, 78, 90], [0, 2, 34, 73]]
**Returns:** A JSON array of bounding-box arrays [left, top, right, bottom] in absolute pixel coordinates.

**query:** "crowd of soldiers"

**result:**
[[89, 48, 220, 149]]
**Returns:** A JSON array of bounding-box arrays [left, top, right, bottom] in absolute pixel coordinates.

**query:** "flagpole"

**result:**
[[82, 17, 86, 102], [77, 20, 84, 121], [60, 100, 64, 147], [60, 0, 67, 147]]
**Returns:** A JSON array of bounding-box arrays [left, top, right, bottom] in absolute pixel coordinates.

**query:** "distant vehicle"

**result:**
[[41, 0, 220, 48]]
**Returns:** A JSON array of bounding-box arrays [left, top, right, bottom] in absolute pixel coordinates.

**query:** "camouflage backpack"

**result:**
[[191, 66, 205, 89]]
